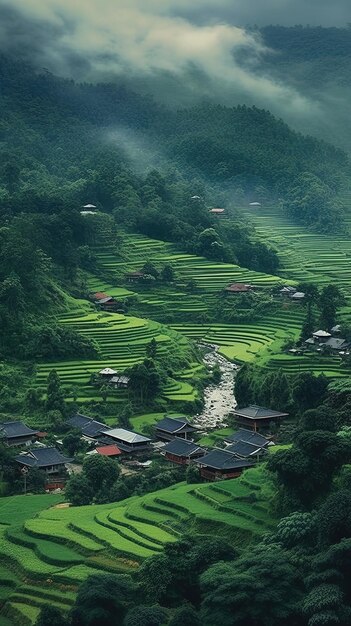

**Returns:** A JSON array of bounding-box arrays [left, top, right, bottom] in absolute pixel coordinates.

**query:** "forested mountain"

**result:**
[[258, 25, 351, 151]]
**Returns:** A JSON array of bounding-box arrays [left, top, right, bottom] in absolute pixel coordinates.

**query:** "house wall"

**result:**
[[200, 468, 243, 481], [165, 452, 189, 465]]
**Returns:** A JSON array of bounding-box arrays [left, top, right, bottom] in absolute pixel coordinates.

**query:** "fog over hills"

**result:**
[[0, 0, 350, 149]]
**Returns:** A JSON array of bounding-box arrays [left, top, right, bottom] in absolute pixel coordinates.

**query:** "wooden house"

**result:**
[[224, 428, 270, 448], [100, 428, 151, 454], [233, 405, 288, 432], [195, 449, 254, 481], [225, 283, 253, 294], [209, 208, 225, 217], [162, 438, 205, 465], [155, 416, 197, 441], [15, 447, 73, 490], [67, 414, 111, 440], [125, 271, 145, 283], [109, 375, 130, 389], [0, 421, 38, 448], [87, 445, 122, 458]]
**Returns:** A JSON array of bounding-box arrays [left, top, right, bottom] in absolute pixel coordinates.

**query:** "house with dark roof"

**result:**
[[125, 271, 145, 282], [162, 438, 205, 465], [155, 416, 197, 442], [224, 428, 270, 448], [67, 414, 111, 440], [226, 440, 267, 460], [233, 405, 288, 432], [15, 447, 73, 491], [109, 375, 130, 389], [304, 330, 349, 353], [195, 449, 255, 481], [100, 428, 151, 454], [0, 421, 37, 447]]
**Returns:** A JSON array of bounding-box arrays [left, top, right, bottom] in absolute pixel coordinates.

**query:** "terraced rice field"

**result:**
[[242, 204, 351, 301], [0, 467, 275, 624], [34, 310, 199, 405]]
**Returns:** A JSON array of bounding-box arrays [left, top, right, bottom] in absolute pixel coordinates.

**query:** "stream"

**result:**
[[193, 343, 239, 431]]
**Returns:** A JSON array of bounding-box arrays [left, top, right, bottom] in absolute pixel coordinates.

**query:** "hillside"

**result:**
[[0, 465, 276, 623]]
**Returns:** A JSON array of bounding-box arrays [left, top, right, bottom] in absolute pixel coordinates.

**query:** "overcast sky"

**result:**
[[0, 0, 349, 127]]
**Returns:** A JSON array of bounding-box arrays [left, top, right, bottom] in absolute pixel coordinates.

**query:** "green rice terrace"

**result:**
[[84, 229, 351, 378], [34, 305, 202, 407], [0, 465, 276, 624], [32, 213, 351, 403]]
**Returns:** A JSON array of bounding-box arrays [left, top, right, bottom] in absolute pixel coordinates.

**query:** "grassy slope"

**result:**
[[86, 228, 351, 377], [0, 465, 276, 623]]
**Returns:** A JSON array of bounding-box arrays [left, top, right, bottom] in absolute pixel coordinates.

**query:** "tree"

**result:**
[[35, 605, 69, 626], [26, 468, 47, 494], [124, 606, 167, 626], [161, 264, 174, 283], [129, 359, 160, 403], [200, 545, 302, 626], [62, 431, 83, 457], [300, 302, 315, 341], [82, 454, 120, 495], [146, 338, 157, 359], [142, 261, 159, 279], [71, 573, 135, 626], [186, 464, 201, 484], [65, 473, 93, 506], [292, 373, 328, 412], [319, 285, 345, 331], [168, 606, 201, 626], [46, 370, 66, 415]]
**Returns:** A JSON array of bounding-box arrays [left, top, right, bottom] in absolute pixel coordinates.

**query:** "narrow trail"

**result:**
[[193, 343, 238, 430]]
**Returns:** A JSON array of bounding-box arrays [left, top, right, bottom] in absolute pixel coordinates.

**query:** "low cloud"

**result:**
[[0, 0, 328, 122]]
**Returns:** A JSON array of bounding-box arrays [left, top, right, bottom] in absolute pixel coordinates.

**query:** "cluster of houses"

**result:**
[[0, 405, 287, 490], [97, 368, 130, 389], [304, 326, 349, 355], [279, 286, 305, 301]]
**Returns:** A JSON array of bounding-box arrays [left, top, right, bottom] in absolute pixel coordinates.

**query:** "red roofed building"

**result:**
[[225, 283, 253, 293], [92, 292, 109, 301], [96, 445, 122, 458]]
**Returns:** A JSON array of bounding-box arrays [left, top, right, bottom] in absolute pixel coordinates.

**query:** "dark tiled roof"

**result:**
[[15, 447, 73, 468], [195, 449, 254, 470], [68, 414, 110, 438], [325, 337, 348, 350], [234, 405, 288, 420], [0, 421, 37, 439], [226, 440, 266, 458], [156, 416, 196, 434], [163, 438, 205, 457], [225, 429, 269, 447]]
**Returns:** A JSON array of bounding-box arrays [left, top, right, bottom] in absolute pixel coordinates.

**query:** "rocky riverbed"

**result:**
[[193, 343, 239, 430]]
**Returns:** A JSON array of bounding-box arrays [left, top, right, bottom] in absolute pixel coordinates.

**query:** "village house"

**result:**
[[87, 444, 122, 459], [249, 202, 261, 207], [209, 208, 226, 216], [67, 414, 111, 441], [279, 286, 297, 297], [125, 271, 145, 283], [290, 291, 305, 301], [233, 405, 288, 432], [0, 421, 38, 448], [91, 293, 125, 313], [225, 440, 267, 461], [155, 416, 197, 442], [80, 204, 97, 216], [162, 438, 205, 465], [305, 329, 349, 353], [224, 428, 270, 448], [225, 283, 254, 294], [15, 447, 73, 490], [195, 448, 255, 481], [108, 375, 130, 390], [98, 368, 118, 379], [100, 428, 151, 454]]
